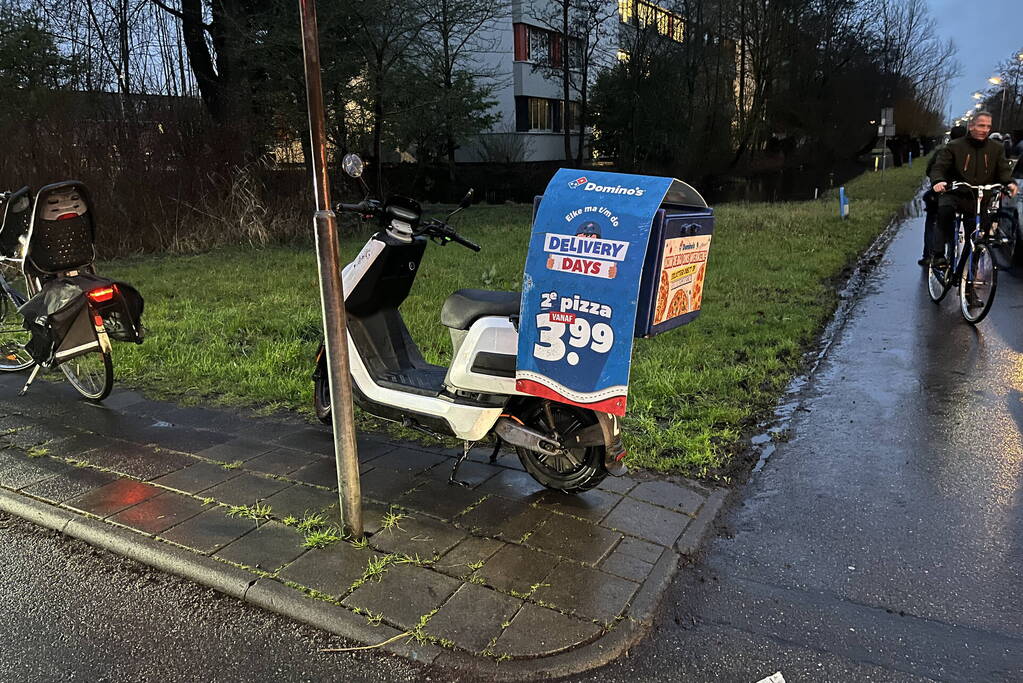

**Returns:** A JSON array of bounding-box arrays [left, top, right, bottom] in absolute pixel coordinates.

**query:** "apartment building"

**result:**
[[458, 0, 687, 163]]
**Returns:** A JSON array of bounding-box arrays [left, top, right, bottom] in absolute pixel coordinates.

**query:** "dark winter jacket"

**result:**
[[929, 136, 1014, 188]]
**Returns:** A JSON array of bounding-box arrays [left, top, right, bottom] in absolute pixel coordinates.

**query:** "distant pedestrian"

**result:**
[[919, 125, 966, 265]]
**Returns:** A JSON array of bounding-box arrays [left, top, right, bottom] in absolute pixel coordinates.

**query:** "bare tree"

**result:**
[[528, 0, 615, 162], [347, 0, 429, 193], [415, 0, 505, 177]]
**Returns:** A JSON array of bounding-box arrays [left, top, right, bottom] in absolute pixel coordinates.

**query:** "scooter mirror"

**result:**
[[459, 189, 474, 209], [342, 154, 364, 178]]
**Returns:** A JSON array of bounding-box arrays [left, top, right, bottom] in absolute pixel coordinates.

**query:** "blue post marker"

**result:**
[[908, 152, 913, 167], [839, 187, 849, 219]]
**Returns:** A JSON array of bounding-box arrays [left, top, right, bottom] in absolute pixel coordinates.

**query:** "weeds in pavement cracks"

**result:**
[[349, 555, 391, 591], [221, 460, 244, 470], [297, 512, 329, 534], [281, 515, 299, 526], [380, 508, 407, 532], [347, 553, 434, 592], [319, 604, 442, 654], [302, 526, 344, 549], [26, 446, 49, 458], [225, 502, 272, 521], [453, 496, 490, 519]]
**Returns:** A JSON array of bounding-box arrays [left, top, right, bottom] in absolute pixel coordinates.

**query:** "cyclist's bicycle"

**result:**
[[0, 187, 35, 372], [926, 182, 1010, 324]]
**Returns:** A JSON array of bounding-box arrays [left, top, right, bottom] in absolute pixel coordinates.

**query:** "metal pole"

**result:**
[[298, 0, 363, 538], [1000, 87, 1006, 130]]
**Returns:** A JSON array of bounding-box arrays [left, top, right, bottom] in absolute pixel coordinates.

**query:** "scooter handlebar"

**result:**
[[449, 232, 481, 252], [419, 220, 480, 251], [335, 199, 381, 217]]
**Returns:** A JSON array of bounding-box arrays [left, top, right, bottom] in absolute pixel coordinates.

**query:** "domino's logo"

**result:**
[[568, 176, 588, 189]]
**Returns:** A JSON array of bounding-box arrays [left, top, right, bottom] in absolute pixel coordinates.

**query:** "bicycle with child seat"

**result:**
[[0, 187, 35, 372], [926, 182, 1010, 324], [0, 183, 115, 400]]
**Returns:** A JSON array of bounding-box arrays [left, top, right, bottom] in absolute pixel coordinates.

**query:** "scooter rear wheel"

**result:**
[[313, 351, 332, 424], [513, 401, 607, 494]]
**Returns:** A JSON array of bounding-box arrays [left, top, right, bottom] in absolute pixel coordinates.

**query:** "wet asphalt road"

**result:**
[[3, 211, 1022, 682], [574, 211, 1023, 681]]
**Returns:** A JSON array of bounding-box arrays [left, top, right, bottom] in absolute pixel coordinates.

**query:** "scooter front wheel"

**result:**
[[513, 400, 607, 494]]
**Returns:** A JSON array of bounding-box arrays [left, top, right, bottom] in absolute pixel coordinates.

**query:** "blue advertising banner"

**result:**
[[516, 169, 673, 416]]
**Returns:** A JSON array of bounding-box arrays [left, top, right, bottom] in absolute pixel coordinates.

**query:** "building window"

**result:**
[[529, 26, 553, 65], [566, 36, 583, 69], [530, 97, 554, 131], [514, 23, 572, 67], [516, 97, 581, 132], [619, 0, 684, 43]]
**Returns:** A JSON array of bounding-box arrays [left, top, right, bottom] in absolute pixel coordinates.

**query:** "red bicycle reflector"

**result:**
[[87, 285, 117, 303], [56, 212, 79, 220], [93, 314, 105, 327]]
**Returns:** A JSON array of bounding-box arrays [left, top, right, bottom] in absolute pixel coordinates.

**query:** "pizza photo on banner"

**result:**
[[653, 232, 712, 325], [516, 169, 674, 417]]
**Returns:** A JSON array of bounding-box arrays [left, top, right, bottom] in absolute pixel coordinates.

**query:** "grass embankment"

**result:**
[[103, 165, 922, 477]]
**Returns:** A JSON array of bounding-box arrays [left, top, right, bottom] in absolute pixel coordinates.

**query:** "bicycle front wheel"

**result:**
[[0, 264, 33, 372], [960, 243, 997, 325], [61, 349, 113, 401], [927, 245, 953, 303]]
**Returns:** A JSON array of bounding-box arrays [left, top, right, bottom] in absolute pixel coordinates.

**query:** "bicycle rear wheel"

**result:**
[[61, 349, 113, 401], [0, 263, 33, 371], [960, 243, 997, 324]]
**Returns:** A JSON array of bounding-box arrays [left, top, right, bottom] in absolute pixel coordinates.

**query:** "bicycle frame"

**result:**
[[945, 183, 1004, 284]]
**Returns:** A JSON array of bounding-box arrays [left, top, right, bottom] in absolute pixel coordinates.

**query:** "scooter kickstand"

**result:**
[[449, 441, 477, 488], [18, 364, 40, 397], [488, 438, 503, 464]]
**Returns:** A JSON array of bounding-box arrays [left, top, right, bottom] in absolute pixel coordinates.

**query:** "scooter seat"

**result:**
[[441, 289, 519, 330]]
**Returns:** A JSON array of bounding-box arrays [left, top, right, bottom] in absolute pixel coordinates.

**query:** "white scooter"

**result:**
[[313, 154, 625, 493]]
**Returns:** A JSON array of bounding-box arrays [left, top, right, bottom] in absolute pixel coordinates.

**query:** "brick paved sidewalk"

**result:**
[[0, 372, 724, 675]]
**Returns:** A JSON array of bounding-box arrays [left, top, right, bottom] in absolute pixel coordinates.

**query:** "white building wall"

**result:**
[[456, 0, 617, 163]]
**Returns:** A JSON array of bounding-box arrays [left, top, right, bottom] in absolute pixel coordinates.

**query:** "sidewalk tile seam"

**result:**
[[616, 491, 702, 520]]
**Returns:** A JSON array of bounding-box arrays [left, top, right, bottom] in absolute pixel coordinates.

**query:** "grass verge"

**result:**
[[101, 165, 922, 476]]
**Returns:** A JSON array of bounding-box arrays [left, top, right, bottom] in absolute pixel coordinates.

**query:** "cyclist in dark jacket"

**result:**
[[918, 125, 966, 264], [927, 111, 1018, 265]]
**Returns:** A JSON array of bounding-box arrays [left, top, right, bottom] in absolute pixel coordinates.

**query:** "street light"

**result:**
[[988, 77, 1006, 129]]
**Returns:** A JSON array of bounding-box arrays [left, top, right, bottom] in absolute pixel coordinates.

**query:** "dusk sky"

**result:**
[[927, 0, 1022, 126]]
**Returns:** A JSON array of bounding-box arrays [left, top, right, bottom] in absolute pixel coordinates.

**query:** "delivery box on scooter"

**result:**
[[530, 178, 714, 340]]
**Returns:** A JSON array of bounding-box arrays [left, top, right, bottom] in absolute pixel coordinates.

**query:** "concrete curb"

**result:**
[[0, 488, 77, 534], [244, 578, 443, 665], [677, 488, 728, 556], [0, 489, 256, 600], [0, 489, 442, 663]]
